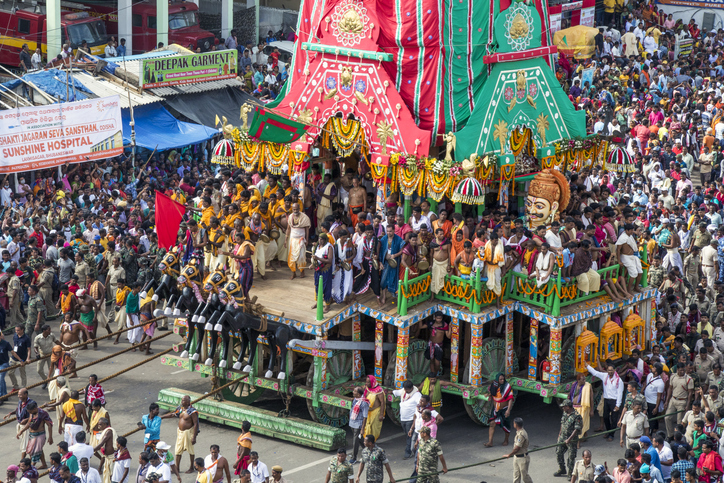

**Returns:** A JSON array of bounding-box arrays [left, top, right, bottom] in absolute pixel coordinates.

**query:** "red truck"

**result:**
[[0, 5, 108, 68], [75, 0, 217, 54]]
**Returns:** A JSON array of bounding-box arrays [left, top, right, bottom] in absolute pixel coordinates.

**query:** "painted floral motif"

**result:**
[[529, 81, 538, 98], [504, 87, 514, 101], [326, 77, 337, 90], [355, 80, 367, 93]]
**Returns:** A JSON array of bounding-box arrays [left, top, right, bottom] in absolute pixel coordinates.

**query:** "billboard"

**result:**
[[140, 50, 238, 89], [657, 0, 724, 8], [0, 96, 123, 174]]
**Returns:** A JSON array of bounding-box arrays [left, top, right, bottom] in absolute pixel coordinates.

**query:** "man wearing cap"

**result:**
[[325, 448, 354, 483], [504, 417, 532, 483], [154, 442, 182, 483], [554, 400, 583, 478], [269, 466, 284, 483], [571, 449, 594, 483], [357, 435, 394, 483]]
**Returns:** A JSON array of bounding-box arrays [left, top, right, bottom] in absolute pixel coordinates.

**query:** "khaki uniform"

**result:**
[[38, 269, 55, 316], [682, 409, 703, 444], [572, 460, 595, 483], [33, 332, 59, 380], [75, 261, 89, 288], [622, 410, 650, 448], [704, 393, 724, 415], [7, 274, 22, 325], [665, 373, 693, 435], [107, 265, 125, 306], [512, 428, 532, 483]]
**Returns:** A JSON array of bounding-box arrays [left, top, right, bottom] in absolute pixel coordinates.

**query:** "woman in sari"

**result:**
[[569, 372, 593, 447], [88, 399, 111, 449], [485, 373, 513, 447], [363, 375, 385, 441]]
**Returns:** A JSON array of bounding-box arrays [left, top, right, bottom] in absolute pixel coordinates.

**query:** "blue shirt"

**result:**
[[142, 414, 162, 443], [0, 339, 11, 365], [116, 45, 126, 57], [645, 445, 661, 472]]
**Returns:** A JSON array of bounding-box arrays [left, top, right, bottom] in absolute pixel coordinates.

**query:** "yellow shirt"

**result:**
[[171, 191, 186, 204], [200, 206, 215, 228], [115, 286, 131, 305], [223, 213, 242, 230]]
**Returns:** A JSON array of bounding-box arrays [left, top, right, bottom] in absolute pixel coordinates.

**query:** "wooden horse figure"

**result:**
[[183, 266, 227, 364], [213, 279, 300, 379], [174, 261, 215, 360], [139, 249, 182, 316]]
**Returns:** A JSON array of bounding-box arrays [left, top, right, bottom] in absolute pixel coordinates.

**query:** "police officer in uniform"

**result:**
[[554, 399, 583, 478], [25, 284, 47, 340], [504, 417, 532, 483]]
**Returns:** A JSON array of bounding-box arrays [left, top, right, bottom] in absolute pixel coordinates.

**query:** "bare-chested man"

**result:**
[[87, 273, 111, 336], [166, 395, 199, 474], [425, 311, 451, 376], [430, 228, 451, 295], [348, 176, 367, 227], [454, 240, 475, 279], [59, 312, 91, 349], [75, 289, 99, 350], [93, 417, 116, 483], [58, 390, 89, 445], [204, 444, 231, 483]]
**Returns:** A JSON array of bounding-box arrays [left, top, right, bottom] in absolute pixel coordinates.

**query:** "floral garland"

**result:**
[[426, 169, 454, 202], [239, 141, 263, 172], [398, 163, 424, 196], [370, 163, 389, 184], [289, 150, 309, 173], [264, 142, 289, 175], [321, 118, 367, 157]]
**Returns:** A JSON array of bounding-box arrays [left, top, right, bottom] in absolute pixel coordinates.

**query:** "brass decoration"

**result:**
[[536, 113, 550, 147], [461, 154, 477, 177], [516, 70, 527, 91], [510, 12, 529, 39], [493, 120, 509, 155], [324, 87, 338, 99], [239, 103, 253, 131], [443, 132, 456, 161], [340, 66, 353, 88], [297, 108, 314, 125], [338, 8, 364, 34], [376, 120, 393, 155], [355, 91, 369, 105], [509, 70, 536, 112]]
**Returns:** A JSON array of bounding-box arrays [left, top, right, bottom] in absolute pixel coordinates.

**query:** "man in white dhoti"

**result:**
[[616, 223, 644, 294], [286, 204, 311, 279], [660, 221, 683, 274], [332, 231, 355, 304]]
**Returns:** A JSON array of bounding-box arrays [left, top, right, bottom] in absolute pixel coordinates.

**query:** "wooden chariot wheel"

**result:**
[[306, 349, 363, 428], [220, 338, 265, 405], [383, 338, 429, 426], [462, 337, 519, 426]]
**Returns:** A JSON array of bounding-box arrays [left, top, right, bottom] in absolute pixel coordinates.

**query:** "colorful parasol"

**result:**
[[211, 139, 235, 165], [451, 177, 485, 205], [606, 146, 635, 173]]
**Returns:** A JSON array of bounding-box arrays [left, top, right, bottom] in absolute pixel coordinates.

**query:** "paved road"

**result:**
[[0, 328, 632, 483]]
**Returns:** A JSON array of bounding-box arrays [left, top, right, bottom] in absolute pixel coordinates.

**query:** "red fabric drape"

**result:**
[[155, 191, 186, 249]]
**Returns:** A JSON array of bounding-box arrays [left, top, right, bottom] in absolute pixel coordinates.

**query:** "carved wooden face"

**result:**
[[219, 280, 240, 302], [203, 268, 226, 292], [159, 252, 178, 272], [177, 263, 199, 285]]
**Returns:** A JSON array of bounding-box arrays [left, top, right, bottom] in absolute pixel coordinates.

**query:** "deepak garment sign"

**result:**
[[0, 96, 123, 174], [140, 50, 238, 89], [657, 0, 724, 7]]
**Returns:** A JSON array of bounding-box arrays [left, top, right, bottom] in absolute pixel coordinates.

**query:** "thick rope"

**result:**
[[0, 316, 167, 375], [394, 409, 687, 481]]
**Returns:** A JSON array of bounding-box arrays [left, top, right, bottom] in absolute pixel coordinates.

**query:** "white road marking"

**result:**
[[283, 411, 466, 476], [170, 369, 187, 374]]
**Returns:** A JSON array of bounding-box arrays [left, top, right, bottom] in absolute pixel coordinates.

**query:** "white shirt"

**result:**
[[643, 36, 657, 54], [31, 52, 42, 69], [69, 443, 95, 462], [112, 456, 131, 483], [0, 186, 12, 206], [247, 461, 269, 483], [150, 463, 171, 483], [644, 373, 666, 408], [586, 365, 624, 406], [657, 445, 674, 479], [409, 214, 432, 232], [76, 468, 102, 483], [594, 121, 606, 134], [104, 45, 117, 57], [392, 388, 421, 422]]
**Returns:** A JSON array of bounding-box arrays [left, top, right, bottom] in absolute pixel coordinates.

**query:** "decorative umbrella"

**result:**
[[606, 146, 635, 173], [451, 177, 485, 205], [211, 139, 235, 165]]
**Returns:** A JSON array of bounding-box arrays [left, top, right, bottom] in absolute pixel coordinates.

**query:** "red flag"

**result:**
[[155, 191, 186, 250]]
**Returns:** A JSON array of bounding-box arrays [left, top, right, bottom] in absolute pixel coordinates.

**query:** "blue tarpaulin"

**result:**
[[122, 104, 218, 150], [1, 69, 93, 102]]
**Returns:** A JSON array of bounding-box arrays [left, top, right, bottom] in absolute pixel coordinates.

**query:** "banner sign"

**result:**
[[677, 38, 694, 56], [561, 1, 583, 12], [657, 0, 724, 8], [550, 13, 562, 35], [581, 67, 595, 88], [0, 96, 123, 174], [140, 50, 238, 89], [580, 7, 595, 26]]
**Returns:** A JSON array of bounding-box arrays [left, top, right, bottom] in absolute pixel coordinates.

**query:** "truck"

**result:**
[[74, 0, 217, 54], [0, 2, 109, 68]]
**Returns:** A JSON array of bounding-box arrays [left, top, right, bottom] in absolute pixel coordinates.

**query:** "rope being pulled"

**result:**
[[0, 316, 167, 375]]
